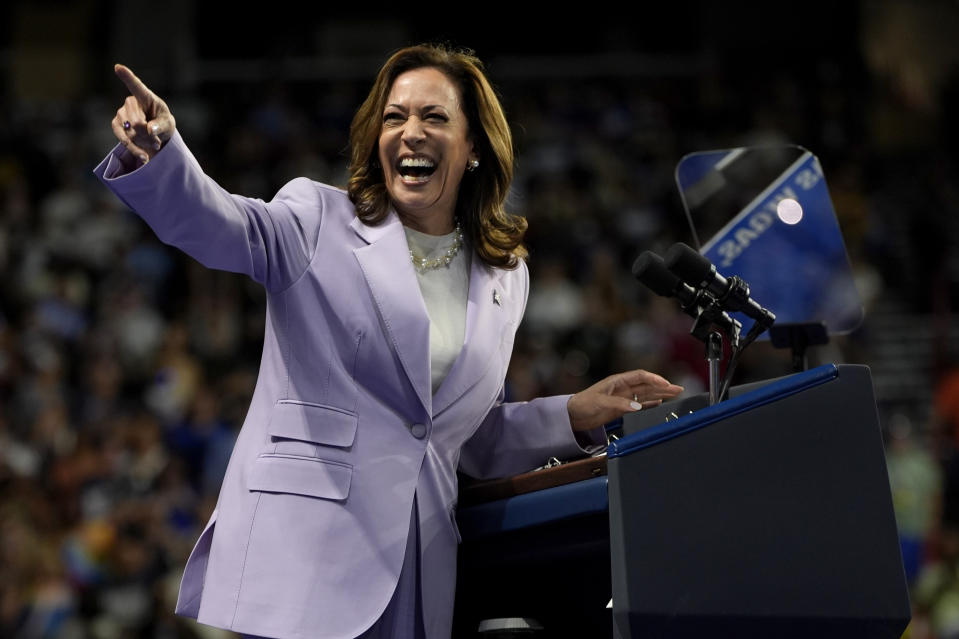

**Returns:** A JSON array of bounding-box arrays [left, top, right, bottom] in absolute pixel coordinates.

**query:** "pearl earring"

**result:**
[[468, 159, 479, 171]]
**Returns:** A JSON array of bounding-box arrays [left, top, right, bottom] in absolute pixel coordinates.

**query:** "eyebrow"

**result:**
[[384, 103, 450, 112]]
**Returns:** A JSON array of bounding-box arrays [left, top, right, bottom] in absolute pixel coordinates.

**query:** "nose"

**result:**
[[401, 116, 426, 147]]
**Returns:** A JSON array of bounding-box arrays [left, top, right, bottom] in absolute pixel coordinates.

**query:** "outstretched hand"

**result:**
[[111, 64, 176, 164], [567, 369, 683, 433]]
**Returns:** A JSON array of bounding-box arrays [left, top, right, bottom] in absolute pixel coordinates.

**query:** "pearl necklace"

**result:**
[[409, 221, 464, 271]]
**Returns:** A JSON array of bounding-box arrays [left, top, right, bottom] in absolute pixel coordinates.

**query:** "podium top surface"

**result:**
[[608, 363, 840, 459]]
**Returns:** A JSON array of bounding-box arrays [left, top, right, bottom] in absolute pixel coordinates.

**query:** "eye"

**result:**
[[383, 112, 404, 124], [424, 112, 448, 123]]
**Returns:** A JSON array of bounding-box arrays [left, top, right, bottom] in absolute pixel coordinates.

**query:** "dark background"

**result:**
[[1, 2, 958, 637]]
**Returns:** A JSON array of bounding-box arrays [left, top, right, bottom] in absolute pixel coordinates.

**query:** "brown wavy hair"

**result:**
[[347, 44, 527, 269]]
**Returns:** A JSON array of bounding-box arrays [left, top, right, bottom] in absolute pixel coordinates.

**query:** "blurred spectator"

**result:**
[[935, 358, 959, 455], [524, 256, 585, 340], [886, 412, 943, 585], [913, 526, 959, 639], [166, 384, 236, 495], [144, 323, 202, 426]]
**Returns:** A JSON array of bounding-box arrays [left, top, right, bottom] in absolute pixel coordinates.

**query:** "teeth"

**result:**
[[400, 157, 435, 168]]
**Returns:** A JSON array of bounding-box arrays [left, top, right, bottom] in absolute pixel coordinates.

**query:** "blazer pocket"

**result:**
[[269, 400, 357, 447], [249, 454, 352, 500]]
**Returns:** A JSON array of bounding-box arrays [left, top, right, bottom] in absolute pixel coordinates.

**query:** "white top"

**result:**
[[403, 226, 470, 394]]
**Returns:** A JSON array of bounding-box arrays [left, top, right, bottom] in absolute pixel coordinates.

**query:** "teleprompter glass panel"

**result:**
[[675, 146, 863, 337]]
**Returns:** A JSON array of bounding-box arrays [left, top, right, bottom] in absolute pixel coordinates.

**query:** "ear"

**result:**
[[467, 138, 477, 165]]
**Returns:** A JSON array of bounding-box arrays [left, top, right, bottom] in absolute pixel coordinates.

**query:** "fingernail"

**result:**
[[140, 154, 149, 164], [630, 401, 643, 411], [151, 124, 159, 134], [154, 140, 162, 150]]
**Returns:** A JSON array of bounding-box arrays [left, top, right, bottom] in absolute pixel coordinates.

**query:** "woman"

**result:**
[[96, 45, 682, 639]]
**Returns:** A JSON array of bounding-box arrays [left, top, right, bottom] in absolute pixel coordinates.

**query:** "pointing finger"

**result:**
[[114, 64, 156, 111]]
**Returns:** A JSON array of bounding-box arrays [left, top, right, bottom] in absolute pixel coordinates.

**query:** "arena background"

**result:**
[[2, 2, 959, 637]]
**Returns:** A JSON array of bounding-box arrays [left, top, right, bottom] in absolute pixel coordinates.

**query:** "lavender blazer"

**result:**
[[94, 132, 597, 639]]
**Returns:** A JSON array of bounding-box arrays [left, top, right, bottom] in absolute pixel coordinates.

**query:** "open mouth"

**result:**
[[396, 156, 437, 183]]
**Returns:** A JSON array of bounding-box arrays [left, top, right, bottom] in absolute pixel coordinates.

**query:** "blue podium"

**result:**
[[455, 364, 910, 639]]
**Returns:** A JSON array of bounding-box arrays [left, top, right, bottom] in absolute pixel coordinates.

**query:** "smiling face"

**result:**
[[377, 67, 477, 234]]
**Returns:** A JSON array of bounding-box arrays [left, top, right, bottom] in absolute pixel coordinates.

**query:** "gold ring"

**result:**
[[632, 394, 638, 403]]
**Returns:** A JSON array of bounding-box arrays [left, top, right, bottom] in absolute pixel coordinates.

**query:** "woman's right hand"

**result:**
[[111, 64, 176, 165]]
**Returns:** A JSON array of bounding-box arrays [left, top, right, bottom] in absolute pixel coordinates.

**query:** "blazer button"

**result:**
[[409, 422, 427, 439]]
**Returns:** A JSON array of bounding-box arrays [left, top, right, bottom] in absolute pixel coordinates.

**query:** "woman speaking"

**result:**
[[95, 44, 682, 639]]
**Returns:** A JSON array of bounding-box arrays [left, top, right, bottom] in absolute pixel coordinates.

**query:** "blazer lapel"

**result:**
[[351, 214, 432, 415], [432, 257, 511, 416]]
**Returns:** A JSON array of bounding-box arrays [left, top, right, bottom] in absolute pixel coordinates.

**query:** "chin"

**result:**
[[390, 185, 449, 217]]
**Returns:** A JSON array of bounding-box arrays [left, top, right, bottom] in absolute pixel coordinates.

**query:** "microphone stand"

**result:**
[[686, 273, 775, 405], [717, 313, 776, 402], [687, 296, 741, 406], [707, 331, 723, 406]]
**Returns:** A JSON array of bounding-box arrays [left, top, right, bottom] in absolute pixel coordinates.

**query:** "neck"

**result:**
[[398, 211, 455, 236]]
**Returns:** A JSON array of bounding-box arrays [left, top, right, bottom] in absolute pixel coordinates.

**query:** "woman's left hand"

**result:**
[[567, 369, 683, 432]]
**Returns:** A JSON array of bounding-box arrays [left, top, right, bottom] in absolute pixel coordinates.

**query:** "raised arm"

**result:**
[[97, 65, 325, 292]]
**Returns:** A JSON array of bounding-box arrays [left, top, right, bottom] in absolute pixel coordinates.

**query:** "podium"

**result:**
[[455, 364, 910, 638], [453, 457, 613, 637]]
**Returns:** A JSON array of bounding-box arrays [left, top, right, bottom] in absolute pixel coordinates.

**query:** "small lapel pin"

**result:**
[[492, 290, 501, 306]]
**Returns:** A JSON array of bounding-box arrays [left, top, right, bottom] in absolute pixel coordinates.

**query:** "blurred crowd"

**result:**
[[2, 3, 959, 638]]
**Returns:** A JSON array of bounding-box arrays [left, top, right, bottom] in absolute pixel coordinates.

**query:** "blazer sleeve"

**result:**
[[93, 131, 323, 292], [458, 261, 607, 480], [458, 392, 605, 480]]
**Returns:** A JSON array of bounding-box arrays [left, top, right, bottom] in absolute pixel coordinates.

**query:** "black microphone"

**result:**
[[632, 251, 739, 328], [663, 242, 776, 328], [632, 251, 699, 306]]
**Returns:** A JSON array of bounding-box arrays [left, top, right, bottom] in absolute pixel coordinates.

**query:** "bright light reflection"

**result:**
[[777, 198, 803, 225]]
